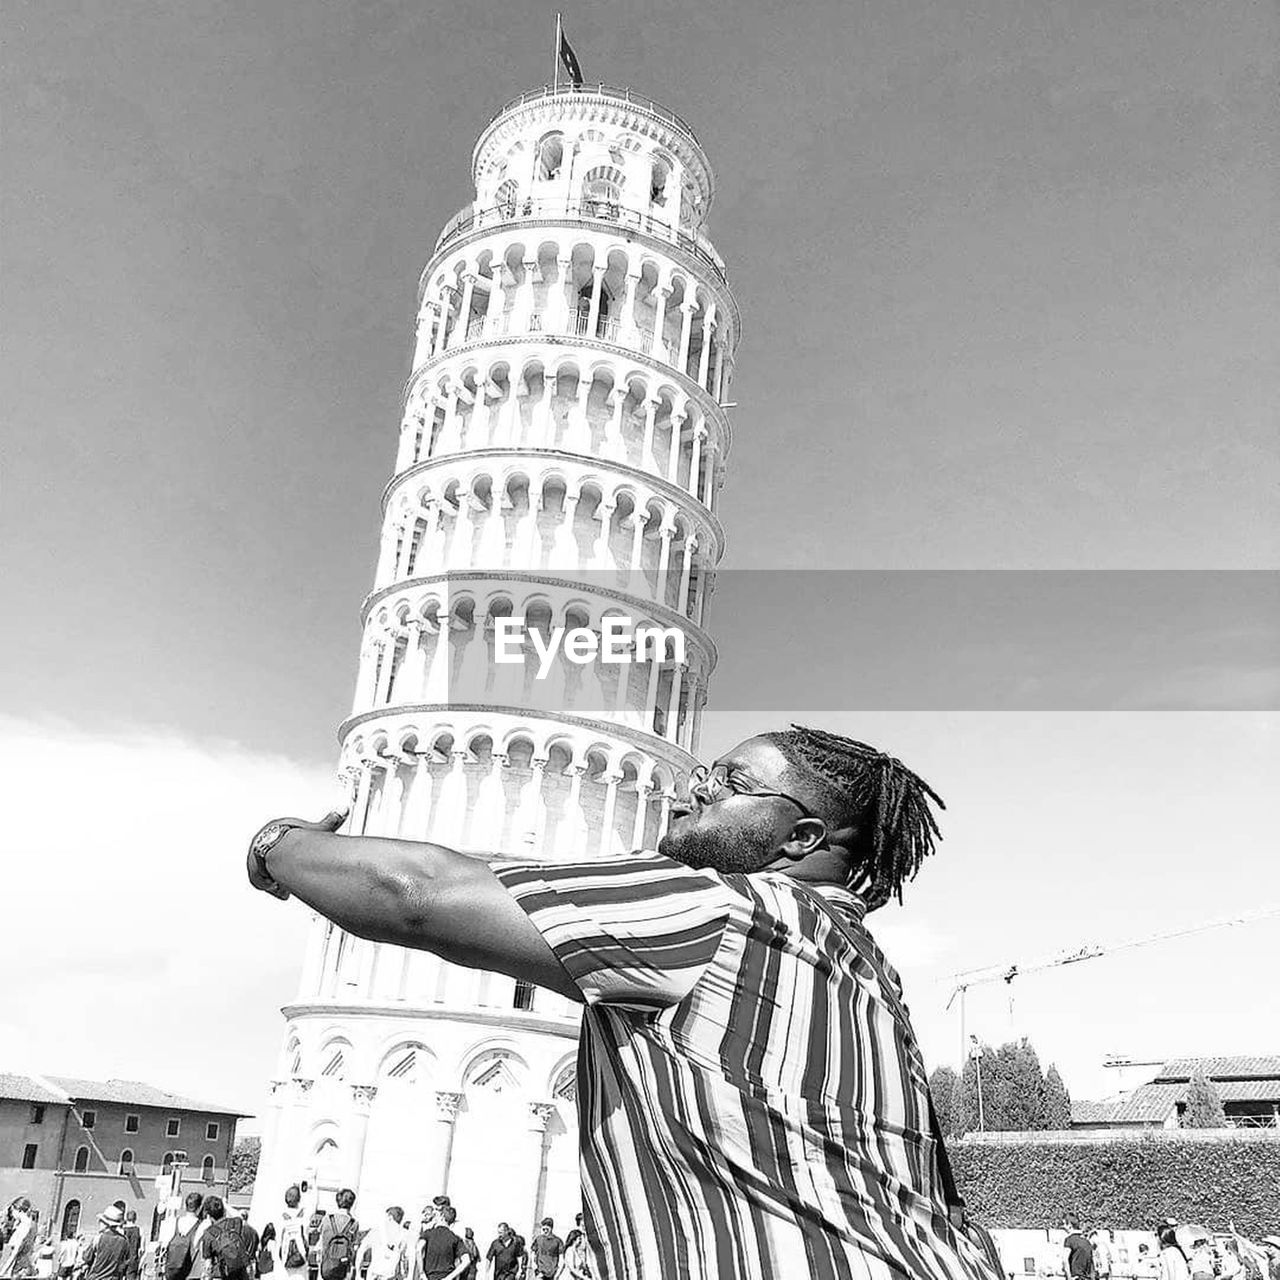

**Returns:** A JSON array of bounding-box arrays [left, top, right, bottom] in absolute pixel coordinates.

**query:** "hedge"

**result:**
[[951, 1134, 1280, 1235]]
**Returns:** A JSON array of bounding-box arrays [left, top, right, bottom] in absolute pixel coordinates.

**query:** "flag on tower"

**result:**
[[558, 19, 584, 86]]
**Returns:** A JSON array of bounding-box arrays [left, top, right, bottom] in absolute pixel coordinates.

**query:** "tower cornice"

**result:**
[[381, 447, 727, 551], [281, 1002, 581, 1039], [337, 703, 701, 768], [358, 567, 720, 671], [420, 207, 738, 324], [402, 335, 737, 453]]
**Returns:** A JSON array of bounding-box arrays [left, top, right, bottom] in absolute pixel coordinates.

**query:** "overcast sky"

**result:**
[[3, 0, 1277, 1116]]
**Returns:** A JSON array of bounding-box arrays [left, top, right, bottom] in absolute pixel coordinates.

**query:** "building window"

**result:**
[[119, 1148, 135, 1175], [61, 1201, 81, 1241], [30, 1104, 45, 1124], [125, 1114, 139, 1134], [161, 1152, 174, 1174], [22, 1143, 38, 1169], [205, 1123, 219, 1142], [513, 980, 536, 1011], [73, 1146, 90, 1173], [166, 1118, 180, 1138], [201, 1155, 215, 1183], [81, 1110, 96, 1130]]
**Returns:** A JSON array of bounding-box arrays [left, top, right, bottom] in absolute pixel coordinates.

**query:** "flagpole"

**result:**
[[553, 13, 561, 92]]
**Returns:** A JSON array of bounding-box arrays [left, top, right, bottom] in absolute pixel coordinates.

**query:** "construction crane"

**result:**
[[943, 905, 1280, 1065]]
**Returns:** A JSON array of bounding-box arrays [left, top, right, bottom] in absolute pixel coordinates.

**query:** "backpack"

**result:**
[[319, 1217, 355, 1280], [164, 1223, 199, 1280], [211, 1222, 253, 1277], [284, 1237, 306, 1272]]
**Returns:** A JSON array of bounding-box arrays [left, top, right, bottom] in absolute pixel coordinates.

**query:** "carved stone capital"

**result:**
[[435, 1090, 464, 1121], [528, 1101, 557, 1131]]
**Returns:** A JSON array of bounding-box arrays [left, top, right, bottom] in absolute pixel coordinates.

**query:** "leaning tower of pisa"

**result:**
[[250, 82, 738, 1235]]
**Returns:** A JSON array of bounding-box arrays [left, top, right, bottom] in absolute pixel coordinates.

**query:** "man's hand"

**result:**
[[247, 809, 348, 899]]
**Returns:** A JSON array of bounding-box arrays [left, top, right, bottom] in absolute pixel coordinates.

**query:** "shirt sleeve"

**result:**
[[491, 853, 735, 1009]]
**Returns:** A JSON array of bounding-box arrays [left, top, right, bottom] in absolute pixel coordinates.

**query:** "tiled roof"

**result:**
[[0, 1073, 249, 1117], [1070, 1100, 1120, 1124], [1072, 1076, 1280, 1127], [1216, 1079, 1280, 1103], [47, 1077, 248, 1117], [0, 1073, 70, 1105], [1104, 1083, 1184, 1123], [1156, 1055, 1280, 1081]]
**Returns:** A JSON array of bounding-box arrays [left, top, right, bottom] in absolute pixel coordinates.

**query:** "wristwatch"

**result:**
[[250, 821, 297, 894]]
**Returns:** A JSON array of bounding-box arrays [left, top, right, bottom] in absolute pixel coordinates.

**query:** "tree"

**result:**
[[929, 1066, 959, 1137], [229, 1137, 260, 1192], [1044, 1066, 1072, 1129], [952, 1044, 1003, 1134], [948, 1038, 1074, 1133], [997, 1040, 1047, 1131], [1181, 1065, 1227, 1128]]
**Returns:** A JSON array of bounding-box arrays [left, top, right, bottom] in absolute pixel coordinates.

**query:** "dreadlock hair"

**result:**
[[763, 725, 945, 910]]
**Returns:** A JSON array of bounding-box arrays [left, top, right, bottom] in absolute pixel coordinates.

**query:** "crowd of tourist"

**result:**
[[1055, 1214, 1280, 1280], [8, 1191, 1280, 1280], [0, 1191, 591, 1280]]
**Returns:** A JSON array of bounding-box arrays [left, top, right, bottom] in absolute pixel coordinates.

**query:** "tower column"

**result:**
[[586, 263, 608, 336], [598, 772, 623, 855], [688, 425, 707, 500], [667, 410, 687, 484], [650, 284, 671, 360], [631, 782, 654, 849], [432, 1091, 464, 1196], [524, 1102, 557, 1228], [697, 310, 716, 387], [346, 1085, 377, 1196], [619, 272, 641, 345], [677, 300, 697, 372], [485, 265, 507, 333], [450, 272, 477, 348]]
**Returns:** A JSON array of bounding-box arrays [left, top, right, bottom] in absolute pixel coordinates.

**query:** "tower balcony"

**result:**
[[433, 196, 727, 285]]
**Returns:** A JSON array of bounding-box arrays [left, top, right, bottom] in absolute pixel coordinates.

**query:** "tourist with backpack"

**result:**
[[318, 1193, 359, 1280], [276, 1191, 307, 1280], [200, 1201, 257, 1280], [81, 1208, 129, 1280], [163, 1195, 205, 1280]]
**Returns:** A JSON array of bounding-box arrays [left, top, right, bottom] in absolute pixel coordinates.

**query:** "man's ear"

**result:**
[[776, 817, 832, 860]]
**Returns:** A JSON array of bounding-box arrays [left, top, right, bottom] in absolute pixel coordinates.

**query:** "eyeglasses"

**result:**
[[687, 764, 821, 821]]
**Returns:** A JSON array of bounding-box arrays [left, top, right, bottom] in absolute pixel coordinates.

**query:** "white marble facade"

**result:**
[[250, 83, 737, 1244]]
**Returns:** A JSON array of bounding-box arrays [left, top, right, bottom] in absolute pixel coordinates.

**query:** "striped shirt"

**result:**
[[492, 853, 998, 1280]]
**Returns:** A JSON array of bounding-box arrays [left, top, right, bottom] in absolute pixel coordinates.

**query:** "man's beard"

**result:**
[[658, 811, 777, 875]]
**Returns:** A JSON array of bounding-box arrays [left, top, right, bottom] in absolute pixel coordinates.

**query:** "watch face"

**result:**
[[253, 823, 285, 855]]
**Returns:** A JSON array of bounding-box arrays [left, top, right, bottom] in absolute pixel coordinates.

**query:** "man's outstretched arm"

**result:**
[[248, 813, 582, 1004]]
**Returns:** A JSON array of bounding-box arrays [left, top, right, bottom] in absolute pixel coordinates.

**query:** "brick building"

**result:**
[[0, 1073, 248, 1240]]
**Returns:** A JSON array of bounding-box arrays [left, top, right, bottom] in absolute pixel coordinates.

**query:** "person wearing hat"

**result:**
[[81, 1208, 129, 1280]]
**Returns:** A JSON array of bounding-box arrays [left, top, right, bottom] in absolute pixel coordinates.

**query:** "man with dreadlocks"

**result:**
[[247, 727, 998, 1280]]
